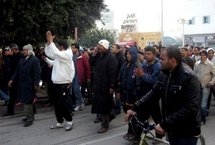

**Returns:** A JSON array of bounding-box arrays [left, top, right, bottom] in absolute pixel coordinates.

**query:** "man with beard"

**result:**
[[91, 39, 117, 133], [125, 46, 201, 145]]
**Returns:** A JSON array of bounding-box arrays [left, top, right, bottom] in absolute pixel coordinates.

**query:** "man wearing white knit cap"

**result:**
[[98, 39, 110, 49], [207, 48, 215, 64], [91, 39, 118, 133], [8, 44, 40, 127]]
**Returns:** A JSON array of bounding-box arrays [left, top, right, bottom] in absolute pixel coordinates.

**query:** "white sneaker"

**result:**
[[74, 106, 80, 111], [50, 122, 64, 129], [65, 121, 74, 131], [80, 104, 85, 110]]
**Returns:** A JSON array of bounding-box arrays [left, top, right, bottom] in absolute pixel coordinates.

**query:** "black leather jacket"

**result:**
[[133, 64, 201, 137]]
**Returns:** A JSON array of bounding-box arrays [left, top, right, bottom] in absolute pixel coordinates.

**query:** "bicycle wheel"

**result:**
[[197, 134, 206, 145]]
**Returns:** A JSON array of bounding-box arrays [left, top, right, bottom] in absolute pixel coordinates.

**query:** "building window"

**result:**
[[188, 17, 195, 25], [203, 16, 210, 24], [147, 41, 155, 46]]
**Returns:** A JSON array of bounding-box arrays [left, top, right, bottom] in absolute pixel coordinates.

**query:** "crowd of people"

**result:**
[[0, 31, 215, 144]]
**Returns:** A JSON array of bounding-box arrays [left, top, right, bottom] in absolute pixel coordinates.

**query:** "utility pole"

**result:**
[[161, 0, 163, 42]]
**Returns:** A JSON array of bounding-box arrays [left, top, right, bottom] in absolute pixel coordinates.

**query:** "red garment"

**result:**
[[76, 54, 91, 84]]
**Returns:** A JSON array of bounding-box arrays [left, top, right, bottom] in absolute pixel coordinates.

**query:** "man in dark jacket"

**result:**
[[125, 46, 201, 145], [111, 44, 125, 72], [3, 43, 23, 116], [111, 44, 125, 115], [9, 44, 40, 127], [91, 39, 117, 133]]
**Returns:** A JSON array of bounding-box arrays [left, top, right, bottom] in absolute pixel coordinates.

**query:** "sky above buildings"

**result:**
[[104, 0, 187, 37]]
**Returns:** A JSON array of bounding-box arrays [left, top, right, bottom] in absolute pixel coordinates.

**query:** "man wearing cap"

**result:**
[[91, 39, 117, 133], [8, 44, 40, 127], [1, 47, 12, 96], [207, 48, 215, 64], [3, 43, 23, 116]]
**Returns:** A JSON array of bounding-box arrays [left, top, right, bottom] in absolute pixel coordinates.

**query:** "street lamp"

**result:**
[[177, 18, 186, 46]]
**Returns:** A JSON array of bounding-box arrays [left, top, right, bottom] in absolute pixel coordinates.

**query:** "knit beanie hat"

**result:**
[[4, 46, 11, 51], [98, 39, 110, 49], [207, 48, 214, 53]]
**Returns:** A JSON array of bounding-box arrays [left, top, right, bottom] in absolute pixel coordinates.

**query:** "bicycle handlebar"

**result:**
[[128, 115, 171, 145], [128, 115, 155, 134]]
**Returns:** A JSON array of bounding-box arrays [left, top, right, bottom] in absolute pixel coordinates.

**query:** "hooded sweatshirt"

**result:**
[[119, 47, 138, 104]]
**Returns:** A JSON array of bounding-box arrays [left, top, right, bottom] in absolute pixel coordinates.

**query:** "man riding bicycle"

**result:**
[[125, 46, 202, 145]]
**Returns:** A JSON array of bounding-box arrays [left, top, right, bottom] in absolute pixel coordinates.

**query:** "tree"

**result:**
[[79, 28, 115, 47], [0, 0, 107, 47]]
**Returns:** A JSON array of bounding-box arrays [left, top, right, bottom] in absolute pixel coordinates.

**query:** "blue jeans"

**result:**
[[0, 90, 9, 101], [201, 87, 210, 122], [168, 133, 198, 145], [71, 75, 84, 106]]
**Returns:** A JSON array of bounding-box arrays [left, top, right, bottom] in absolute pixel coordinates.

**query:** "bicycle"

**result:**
[[126, 115, 206, 145]]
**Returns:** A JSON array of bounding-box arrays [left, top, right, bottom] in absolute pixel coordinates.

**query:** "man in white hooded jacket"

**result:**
[[45, 31, 75, 131]]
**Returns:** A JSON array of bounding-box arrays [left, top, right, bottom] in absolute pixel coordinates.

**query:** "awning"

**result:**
[[162, 36, 182, 47]]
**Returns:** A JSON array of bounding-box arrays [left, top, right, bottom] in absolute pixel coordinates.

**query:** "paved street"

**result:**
[[0, 89, 215, 145], [0, 104, 127, 145]]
